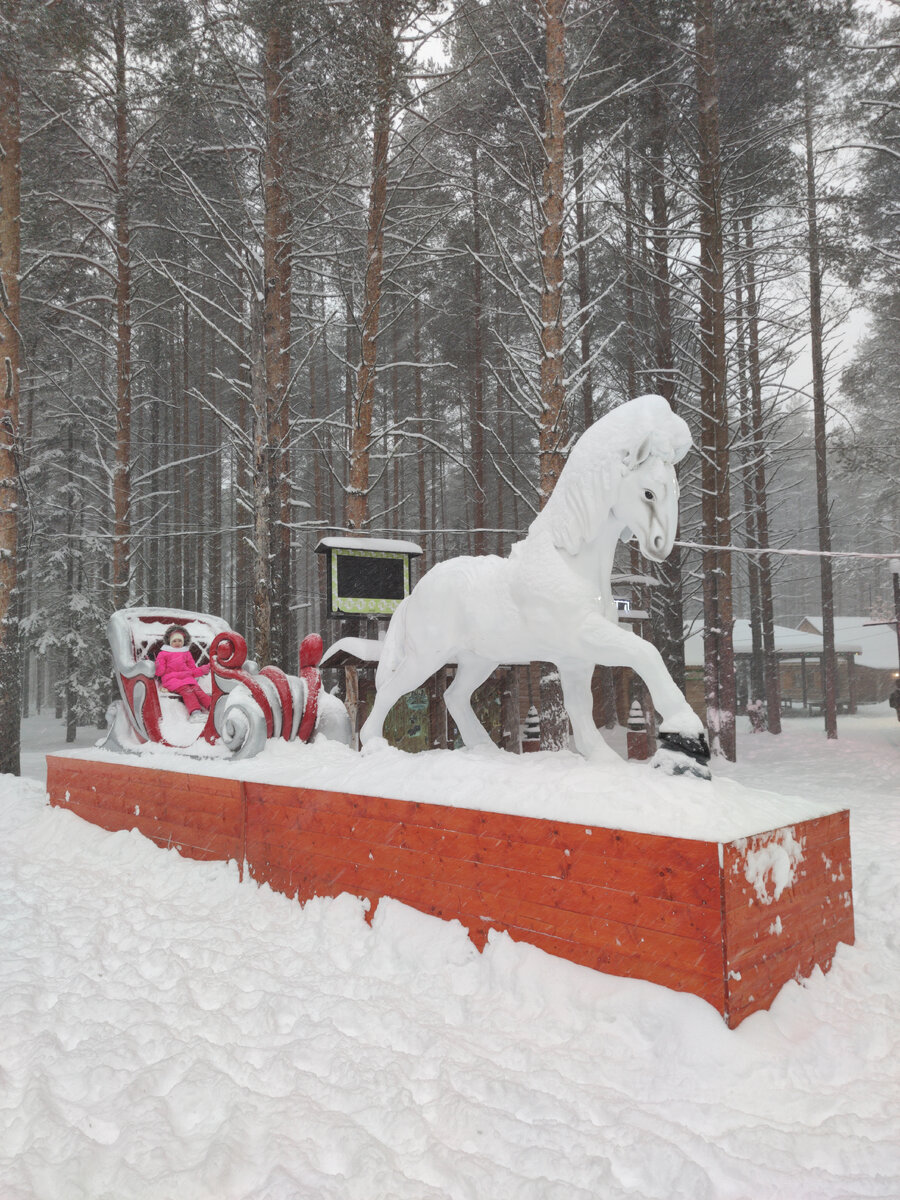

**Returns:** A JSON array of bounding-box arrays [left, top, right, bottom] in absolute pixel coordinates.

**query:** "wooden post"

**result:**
[[344, 665, 359, 750], [500, 667, 521, 753]]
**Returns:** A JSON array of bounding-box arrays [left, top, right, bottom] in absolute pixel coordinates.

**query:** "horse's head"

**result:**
[[612, 440, 680, 563]]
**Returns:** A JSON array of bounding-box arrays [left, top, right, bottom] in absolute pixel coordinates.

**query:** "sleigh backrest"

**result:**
[[108, 608, 232, 675]]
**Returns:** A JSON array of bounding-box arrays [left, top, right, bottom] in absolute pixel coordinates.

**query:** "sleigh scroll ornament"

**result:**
[[104, 608, 350, 759], [360, 395, 711, 777]]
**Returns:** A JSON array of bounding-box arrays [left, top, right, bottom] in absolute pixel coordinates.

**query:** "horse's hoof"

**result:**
[[467, 740, 500, 758], [651, 731, 712, 780], [360, 736, 390, 756]]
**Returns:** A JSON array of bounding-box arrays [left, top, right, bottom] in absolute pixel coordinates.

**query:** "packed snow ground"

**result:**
[[2, 709, 899, 1199]]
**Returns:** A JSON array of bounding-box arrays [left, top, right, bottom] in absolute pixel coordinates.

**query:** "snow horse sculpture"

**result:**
[[360, 395, 710, 777], [104, 608, 351, 759]]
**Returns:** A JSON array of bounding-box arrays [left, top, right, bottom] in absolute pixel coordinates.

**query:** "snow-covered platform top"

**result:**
[[50, 739, 844, 845], [315, 536, 423, 556]]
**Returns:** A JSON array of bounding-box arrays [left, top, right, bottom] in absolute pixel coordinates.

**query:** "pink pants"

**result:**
[[173, 684, 211, 714]]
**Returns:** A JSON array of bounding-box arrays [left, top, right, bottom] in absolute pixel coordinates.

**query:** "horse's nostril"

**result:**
[[653, 534, 664, 551]]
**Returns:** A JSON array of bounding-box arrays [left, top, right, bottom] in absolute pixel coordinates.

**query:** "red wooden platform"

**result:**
[[46, 755, 854, 1028]]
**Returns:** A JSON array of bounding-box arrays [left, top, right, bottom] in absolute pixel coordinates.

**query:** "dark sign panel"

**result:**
[[327, 548, 411, 617], [336, 554, 405, 602]]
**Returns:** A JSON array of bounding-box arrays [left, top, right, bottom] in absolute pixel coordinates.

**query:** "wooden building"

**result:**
[[797, 616, 899, 704], [682, 620, 862, 719]]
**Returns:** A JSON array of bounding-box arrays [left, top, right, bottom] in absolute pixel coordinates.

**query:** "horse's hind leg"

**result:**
[[443, 655, 497, 748], [359, 655, 442, 746]]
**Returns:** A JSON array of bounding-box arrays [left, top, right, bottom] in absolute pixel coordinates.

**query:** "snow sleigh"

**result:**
[[103, 607, 350, 759]]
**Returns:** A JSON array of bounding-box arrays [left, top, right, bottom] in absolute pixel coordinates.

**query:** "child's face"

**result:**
[[169, 633, 185, 648]]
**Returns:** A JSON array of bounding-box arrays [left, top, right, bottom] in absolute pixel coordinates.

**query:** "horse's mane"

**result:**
[[530, 395, 692, 556]]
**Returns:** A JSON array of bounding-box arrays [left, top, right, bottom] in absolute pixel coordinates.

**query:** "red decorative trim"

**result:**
[[121, 674, 166, 744], [299, 633, 324, 669], [260, 666, 293, 739], [208, 632, 275, 739], [298, 635, 323, 743]]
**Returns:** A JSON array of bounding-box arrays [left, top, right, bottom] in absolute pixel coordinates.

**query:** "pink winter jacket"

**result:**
[[155, 646, 209, 692]]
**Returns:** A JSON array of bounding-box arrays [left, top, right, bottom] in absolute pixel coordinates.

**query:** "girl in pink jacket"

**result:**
[[155, 626, 211, 721]]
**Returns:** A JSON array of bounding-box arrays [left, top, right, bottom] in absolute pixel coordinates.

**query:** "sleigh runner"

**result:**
[[104, 608, 350, 759]]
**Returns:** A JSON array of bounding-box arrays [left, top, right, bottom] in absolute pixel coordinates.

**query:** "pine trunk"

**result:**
[[196, 321, 206, 610], [622, 124, 638, 401], [208, 333, 222, 616], [470, 146, 486, 553], [181, 302, 193, 610], [803, 77, 837, 740], [168, 321, 181, 603], [694, 0, 736, 760], [741, 215, 781, 732], [0, 22, 22, 774], [112, 0, 132, 612], [235, 315, 251, 632], [307, 297, 325, 533], [65, 427, 77, 744], [263, 19, 293, 661], [347, 3, 393, 532], [733, 241, 764, 706], [391, 304, 401, 530], [538, 0, 568, 751], [250, 293, 272, 664], [319, 297, 336, 531], [413, 295, 427, 563], [573, 132, 593, 430], [648, 85, 685, 692]]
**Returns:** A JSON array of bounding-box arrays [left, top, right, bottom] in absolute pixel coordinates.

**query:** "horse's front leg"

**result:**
[[557, 662, 617, 761], [579, 615, 703, 737]]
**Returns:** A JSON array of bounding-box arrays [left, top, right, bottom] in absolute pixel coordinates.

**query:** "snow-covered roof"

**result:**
[[683, 620, 860, 668], [800, 617, 899, 672], [610, 573, 661, 588], [315, 537, 423, 556]]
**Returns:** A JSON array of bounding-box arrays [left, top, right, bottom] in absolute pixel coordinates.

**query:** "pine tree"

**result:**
[[0, 0, 22, 773]]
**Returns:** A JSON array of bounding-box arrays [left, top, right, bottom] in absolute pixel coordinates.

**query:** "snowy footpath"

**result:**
[[2, 711, 899, 1199]]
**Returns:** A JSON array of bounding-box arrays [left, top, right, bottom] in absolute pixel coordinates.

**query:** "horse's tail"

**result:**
[[375, 596, 410, 689]]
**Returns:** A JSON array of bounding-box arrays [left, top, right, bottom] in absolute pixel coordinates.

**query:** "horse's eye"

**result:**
[[643, 489, 655, 502]]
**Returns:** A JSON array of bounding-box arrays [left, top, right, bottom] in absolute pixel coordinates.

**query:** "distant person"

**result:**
[[155, 625, 211, 722], [890, 680, 900, 724]]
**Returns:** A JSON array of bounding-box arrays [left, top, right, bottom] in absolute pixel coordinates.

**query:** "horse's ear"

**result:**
[[622, 434, 653, 470], [634, 434, 653, 465]]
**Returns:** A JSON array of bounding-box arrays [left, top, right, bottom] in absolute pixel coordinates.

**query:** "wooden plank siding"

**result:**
[[46, 757, 246, 870], [45, 756, 853, 1028], [721, 811, 854, 1026]]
